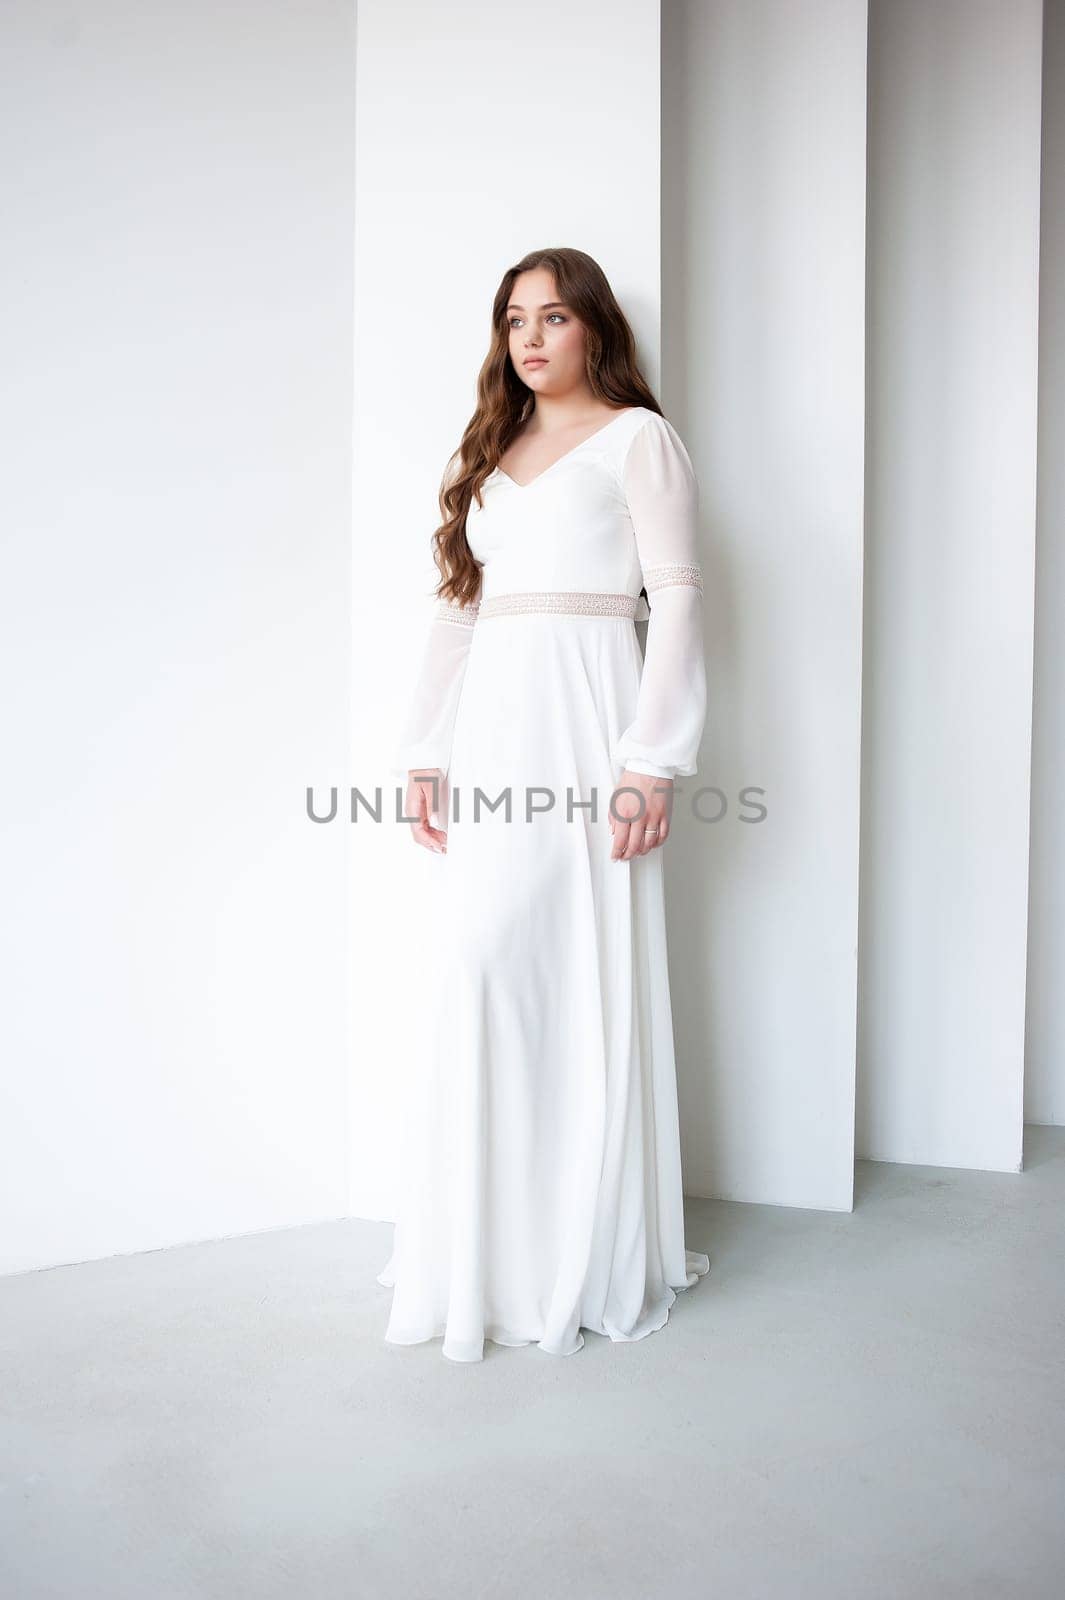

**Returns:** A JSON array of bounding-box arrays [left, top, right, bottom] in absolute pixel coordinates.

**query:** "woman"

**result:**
[[378, 246, 710, 1362]]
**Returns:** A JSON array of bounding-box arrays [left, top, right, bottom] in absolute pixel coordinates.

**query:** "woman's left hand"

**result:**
[[609, 770, 674, 860]]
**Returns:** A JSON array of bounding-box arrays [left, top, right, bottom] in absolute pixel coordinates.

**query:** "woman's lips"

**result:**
[[524, 358, 547, 367]]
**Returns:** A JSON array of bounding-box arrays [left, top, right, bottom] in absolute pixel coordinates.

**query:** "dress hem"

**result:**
[[377, 1251, 711, 1363]]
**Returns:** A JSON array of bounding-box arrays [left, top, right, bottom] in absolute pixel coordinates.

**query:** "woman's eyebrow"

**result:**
[[506, 301, 567, 313]]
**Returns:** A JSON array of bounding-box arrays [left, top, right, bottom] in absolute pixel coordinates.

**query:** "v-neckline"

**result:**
[[493, 406, 641, 491]]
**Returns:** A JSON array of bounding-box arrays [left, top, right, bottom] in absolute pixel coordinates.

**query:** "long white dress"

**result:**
[[378, 404, 710, 1362]]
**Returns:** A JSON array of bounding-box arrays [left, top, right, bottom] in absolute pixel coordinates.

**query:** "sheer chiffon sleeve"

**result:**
[[390, 589, 481, 781], [611, 412, 707, 780]]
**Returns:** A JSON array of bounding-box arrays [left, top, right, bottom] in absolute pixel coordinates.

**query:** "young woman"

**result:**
[[378, 246, 710, 1362]]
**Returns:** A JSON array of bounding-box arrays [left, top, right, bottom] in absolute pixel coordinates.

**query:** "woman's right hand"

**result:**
[[405, 768, 449, 854]]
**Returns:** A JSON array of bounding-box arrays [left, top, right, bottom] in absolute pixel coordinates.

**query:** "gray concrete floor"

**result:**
[[1, 1127, 1062, 1600]]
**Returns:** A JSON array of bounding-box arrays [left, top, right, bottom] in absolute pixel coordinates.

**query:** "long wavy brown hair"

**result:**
[[431, 247, 663, 608]]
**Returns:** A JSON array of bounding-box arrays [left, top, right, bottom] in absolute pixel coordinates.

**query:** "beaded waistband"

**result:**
[[433, 590, 643, 624], [433, 566, 702, 627], [479, 591, 641, 620]]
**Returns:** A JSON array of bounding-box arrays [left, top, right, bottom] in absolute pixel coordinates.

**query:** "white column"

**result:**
[[663, 0, 869, 1212], [1026, 0, 1065, 1130], [858, 0, 1043, 1170]]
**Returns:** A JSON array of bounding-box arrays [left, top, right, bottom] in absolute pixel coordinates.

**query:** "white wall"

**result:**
[[351, 0, 663, 1220], [857, 0, 1043, 1172], [0, 0, 355, 1273], [663, 0, 868, 1211], [1027, 0, 1065, 1127], [3, 0, 1058, 1278]]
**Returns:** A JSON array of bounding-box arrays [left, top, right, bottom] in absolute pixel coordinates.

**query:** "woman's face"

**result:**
[[505, 268, 588, 397]]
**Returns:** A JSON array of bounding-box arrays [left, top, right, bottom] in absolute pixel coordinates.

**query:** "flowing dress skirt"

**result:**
[[378, 609, 709, 1361]]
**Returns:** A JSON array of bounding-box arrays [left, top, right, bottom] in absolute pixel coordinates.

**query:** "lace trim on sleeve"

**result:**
[[434, 596, 481, 627], [642, 561, 704, 594]]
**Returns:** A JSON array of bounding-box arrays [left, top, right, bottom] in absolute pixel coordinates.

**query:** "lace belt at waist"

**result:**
[[436, 590, 648, 624]]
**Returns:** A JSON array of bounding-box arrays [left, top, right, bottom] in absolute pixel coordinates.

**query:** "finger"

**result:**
[[631, 818, 655, 855], [610, 820, 631, 861], [621, 824, 648, 860]]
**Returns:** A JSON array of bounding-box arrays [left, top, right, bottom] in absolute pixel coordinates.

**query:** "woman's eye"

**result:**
[[508, 314, 566, 328]]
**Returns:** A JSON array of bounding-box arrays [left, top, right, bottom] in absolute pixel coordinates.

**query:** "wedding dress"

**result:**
[[378, 404, 710, 1362]]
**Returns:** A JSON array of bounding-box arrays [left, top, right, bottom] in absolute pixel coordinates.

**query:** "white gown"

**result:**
[[378, 404, 710, 1362]]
